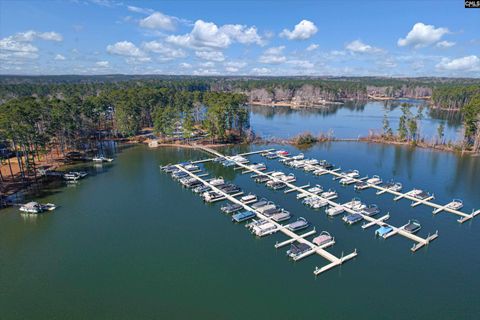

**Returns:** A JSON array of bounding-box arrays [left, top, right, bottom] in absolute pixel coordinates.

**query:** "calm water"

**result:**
[[250, 100, 463, 141], [1, 143, 479, 319]]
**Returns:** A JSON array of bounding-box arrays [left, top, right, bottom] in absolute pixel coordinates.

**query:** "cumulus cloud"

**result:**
[[54, 54, 66, 60], [195, 50, 225, 62], [259, 46, 286, 64], [346, 40, 383, 53], [398, 22, 449, 48], [96, 60, 109, 67], [179, 62, 192, 68], [306, 44, 319, 51], [143, 40, 186, 60], [127, 5, 153, 15], [107, 41, 151, 63], [436, 40, 455, 48], [0, 30, 63, 62], [280, 20, 318, 40], [287, 59, 314, 69], [224, 61, 247, 73], [436, 55, 480, 72], [139, 11, 177, 31], [166, 20, 263, 49], [251, 67, 271, 75]]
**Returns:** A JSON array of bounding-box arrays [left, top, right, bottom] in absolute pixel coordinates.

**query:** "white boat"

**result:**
[[339, 176, 356, 185], [19, 202, 56, 214], [230, 155, 249, 164], [304, 159, 319, 166], [366, 175, 382, 185], [209, 177, 225, 186], [291, 160, 306, 168], [240, 194, 257, 204], [183, 164, 199, 171], [447, 199, 463, 210], [291, 153, 304, 160], [312, 231, 333, 246], [326, 205, 344, 217], [313, 168, 328, 176], [63, 171, 88, 181], [252, 221, 278, 237], [280, 173, 296, 183], [303, 164, 318, 172], [321, 190, 338, 200], [92, 156, 113, 162], [296, 185, 323, 199], [343, 199, 365, 211], [271, 210, 291, 222]]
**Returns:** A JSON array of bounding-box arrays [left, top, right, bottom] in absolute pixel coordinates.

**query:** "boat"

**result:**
[[251, 199, 269, 209], [203, 191, 225, 202], [382, 181, 403, 192], [319, 160, 334, 169], [313, 168, 328, 176], [19, 202, 56, 214], [320, 190, 338, 200], [286, 242, 311, 259], [221, 203, 243, 214], [209, 177, 225, 186], [375, 226, 393, 237], [403, 219, 421, 234], [256, 203, 276, 214], [290, 153, 304, 161], [304, 159, 319, 166], [232, 210, 256, 222], [276, 150, 289, 156], [312, 231, 333, 246], [248, 163, 267, 171], [280, 173, 296, 183], [63, 171, 88, 181], [447, 199, 464, 210], [92, 155, 113, 162], [303, 164, 318, 172], [183, 164, 199, 171], [325, 205, 344, 217], [412, 191, 433, 200], [343, 198, 365, 211], [366, 175, 382, 185], [252, 221, 278, 236], [287, 217, 309, 232], [297, 185, 323, 199], [161, 164, 176, 172], [193, 185, 210, 194], [265, 152, 279, 159], [262, 207, 282, 217], [254, 176, 270, 183], [240, 194, 257, 204], [269, 181, 286, 190], [339, 176, 356, 185], [271, 210, 291, 222], [354, 181, 369, 190], [291, 160, 306, 168], [342, 213, 363, 225], [171, 170, 188, 179], [230, 155, 249, 164], [361, 204, 380, 216]]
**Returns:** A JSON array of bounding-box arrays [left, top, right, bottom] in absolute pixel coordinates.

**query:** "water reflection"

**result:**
[[250, 100, 463, 140]]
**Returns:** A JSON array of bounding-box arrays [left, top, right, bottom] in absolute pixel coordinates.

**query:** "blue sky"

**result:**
[[1, 0, 479, 76]]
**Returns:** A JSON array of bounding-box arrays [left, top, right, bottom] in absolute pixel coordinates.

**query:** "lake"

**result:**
[[250, 100, 463, 141], [0, 142, 479, 319]]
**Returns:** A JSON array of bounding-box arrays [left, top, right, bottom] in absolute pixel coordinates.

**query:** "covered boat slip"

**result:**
[[172, 157, 357, 276], [196, 146, 439, 254], [276, 154, 479, 224]]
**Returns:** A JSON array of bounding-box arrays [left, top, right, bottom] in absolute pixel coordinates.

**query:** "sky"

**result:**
[[0, 0, 479, 77]]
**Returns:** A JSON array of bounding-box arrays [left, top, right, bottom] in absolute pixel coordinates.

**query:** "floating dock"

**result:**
[[173, 159, 357, 276], [277, 154, 479, 224]]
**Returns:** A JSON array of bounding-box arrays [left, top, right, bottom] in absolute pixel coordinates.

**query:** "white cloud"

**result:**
[[224, 61, 247, 73], [192, 68, 219, 75], [0, 30, 63, 62], [96, 60, 109, 67], [127, 5, 153, 14], [139, 11, 176, 31], [436, 55, 480, 72], [280, 20, 318, 40], [436, 40, 455, 48], [107, 41, 144, 57], [54, 54, 66, 60], [398, 22, 449, 48], [251, 67, 271, 75], [195, 50, 225, 62], [287, 59, 314, 69], [346, 40, 383, 53], [259, 46, 286, 64], [143, 41, 186, 60], [306, 44, 319, 51], [179, 62, 192, 68], [166, 20, 262, 49]]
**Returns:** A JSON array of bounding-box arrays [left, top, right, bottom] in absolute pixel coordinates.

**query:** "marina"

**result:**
[[275, 153, 480, 223]]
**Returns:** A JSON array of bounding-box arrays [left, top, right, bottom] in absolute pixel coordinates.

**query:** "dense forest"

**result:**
[[0, 85, 249, 180]]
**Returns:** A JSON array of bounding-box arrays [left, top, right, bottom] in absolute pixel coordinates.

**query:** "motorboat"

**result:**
[[193, 185, 210, 194], [271, 210, 291, 222], [361, 204, 380, 216], [19, 202, 56, 214], [447, 199, 464, 210], [232, 210, 256, 222], [286, 242, 311, 259], [240, 194, 257, 204], [375, 226, 393, 238], [312, 231, 333, 246], [297, 185, 323, 199], [221, 203, 243, 214], [403, 219, 421, 234], [287, 217, 309, 232], [320, 190, 338, 200], [251, 199, 269, 209], [209, 177, 225, 186], [326, 205, 344, 217], [276, 150, 289, 156], [251, 221, 278, 237], [366, 175, 382, 185], [63, 171, 88, 181], [354, 181, 369, 190], [339, 176, 356, 185], [342, 213, 363, 225], [93, 155, 113, 162]]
